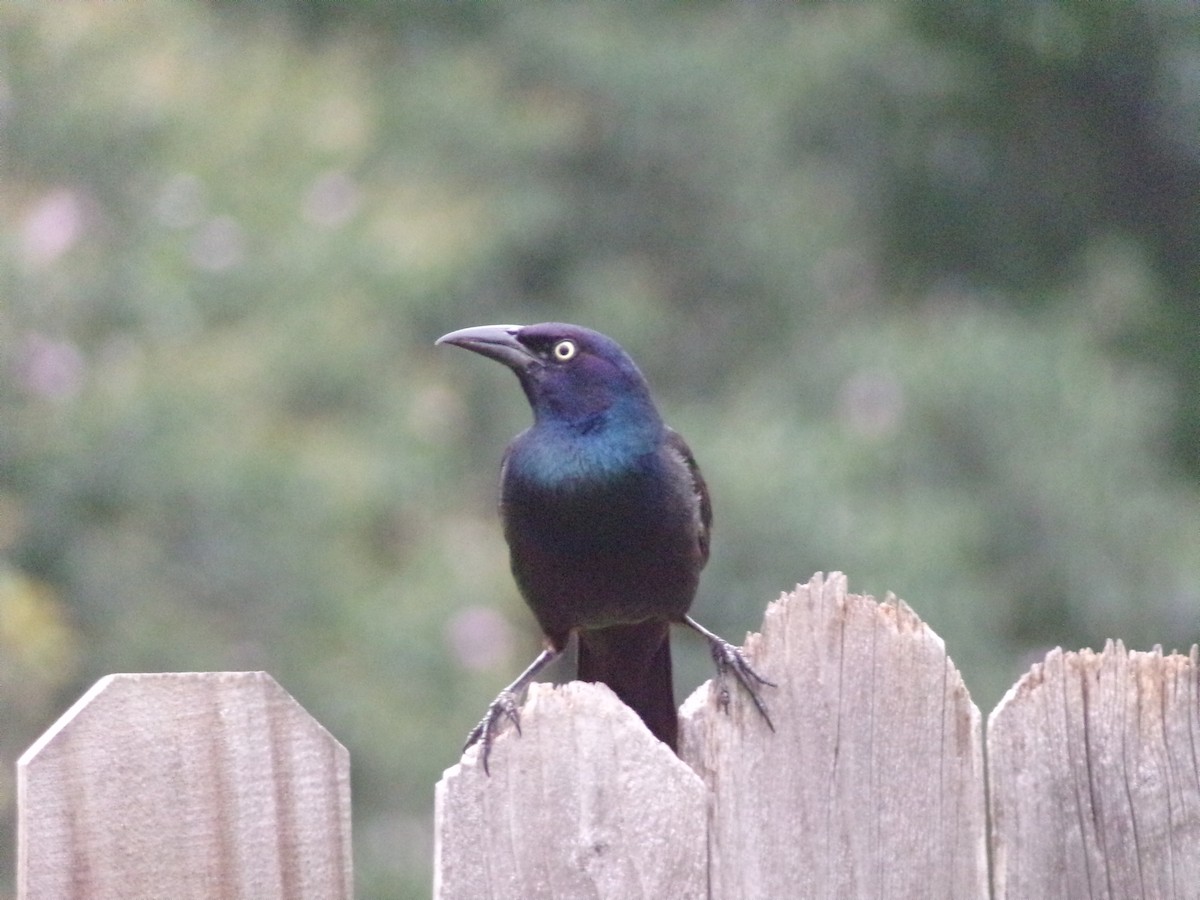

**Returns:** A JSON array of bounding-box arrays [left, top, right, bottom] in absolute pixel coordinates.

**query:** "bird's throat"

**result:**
[[513, 418, 657, 487]]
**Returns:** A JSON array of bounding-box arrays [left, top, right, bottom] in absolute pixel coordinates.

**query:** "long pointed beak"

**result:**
[[436, 324, 536, 371]]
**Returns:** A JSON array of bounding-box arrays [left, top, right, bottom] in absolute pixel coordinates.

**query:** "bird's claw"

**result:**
[[708, 638, 776, 731], [463, 689, 522, 775]]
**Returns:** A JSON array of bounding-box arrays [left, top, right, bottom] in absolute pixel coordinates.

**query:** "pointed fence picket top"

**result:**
[[679, 572, 988, 900], [988, 642, 1200, 900], [434, 680, 708, 900], [17, 671, 352, 900]]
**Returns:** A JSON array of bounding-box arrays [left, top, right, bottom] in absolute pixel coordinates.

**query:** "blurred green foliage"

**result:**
[[1, 3, 1197, 897]]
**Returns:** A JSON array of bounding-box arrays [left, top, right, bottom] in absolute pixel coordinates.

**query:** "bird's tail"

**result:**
[[576, 621, 677, 751]]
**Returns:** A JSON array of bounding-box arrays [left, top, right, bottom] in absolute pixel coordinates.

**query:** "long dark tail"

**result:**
[[576, 621, 677, 751]]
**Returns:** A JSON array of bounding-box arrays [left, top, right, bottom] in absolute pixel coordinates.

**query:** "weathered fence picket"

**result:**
[[17, 671, 351, 900], [14, 573, 1200, 899], [678, 573, 986, 900], [988, 642, 1200, 900], [434, 682, 708, 900]]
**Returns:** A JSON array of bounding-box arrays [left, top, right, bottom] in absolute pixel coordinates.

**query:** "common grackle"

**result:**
[[437, 322, 772, 772]]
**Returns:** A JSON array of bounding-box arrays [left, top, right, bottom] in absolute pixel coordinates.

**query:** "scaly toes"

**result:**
[[709, 640, 775, 730], [464, 690, 523, 775]]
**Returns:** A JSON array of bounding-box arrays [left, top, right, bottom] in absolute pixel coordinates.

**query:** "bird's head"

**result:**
[[436, 323, 662, 435]]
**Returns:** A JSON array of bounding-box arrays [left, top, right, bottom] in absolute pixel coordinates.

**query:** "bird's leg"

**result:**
[[682, 615, 776, 731], [464, 646, 560, 775]]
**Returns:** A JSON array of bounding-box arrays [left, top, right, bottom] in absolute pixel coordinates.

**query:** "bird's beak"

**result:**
[[436, 324, 536, 371]]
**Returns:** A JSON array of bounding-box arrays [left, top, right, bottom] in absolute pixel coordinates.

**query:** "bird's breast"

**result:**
[[503, 461, 681, 549], [500, 444, 703, 634]]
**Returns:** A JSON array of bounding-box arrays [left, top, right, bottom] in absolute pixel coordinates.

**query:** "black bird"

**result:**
[[437, 322, 772, 771]]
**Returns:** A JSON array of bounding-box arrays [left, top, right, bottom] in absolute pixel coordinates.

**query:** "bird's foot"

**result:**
[[461, 647, 561, 776], [464, 689, 522, 775], [708, 637, 776, 730], [683, 615, 775, 731]]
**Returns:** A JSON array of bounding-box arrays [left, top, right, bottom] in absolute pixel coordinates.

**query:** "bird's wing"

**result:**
[[497, 443, 513, 517], [664, 426, 711, 564]]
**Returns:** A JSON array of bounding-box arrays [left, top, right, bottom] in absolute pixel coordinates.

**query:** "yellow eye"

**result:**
[[552, 339, 577, 362]]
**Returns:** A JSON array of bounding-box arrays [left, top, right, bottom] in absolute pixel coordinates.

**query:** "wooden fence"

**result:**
[[16, 573, 1200, 898]]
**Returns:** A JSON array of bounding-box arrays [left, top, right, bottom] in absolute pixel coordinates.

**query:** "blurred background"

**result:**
[[2, 2, 1197, 896]]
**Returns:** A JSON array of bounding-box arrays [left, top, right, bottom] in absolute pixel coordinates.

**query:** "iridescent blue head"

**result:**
[[436, 322, 664, 445]]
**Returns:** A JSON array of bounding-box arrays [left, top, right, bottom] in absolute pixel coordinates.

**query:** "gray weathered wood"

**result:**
[[679, 571, 988, 900], [18, 671, 352, 900], [434, 681, 707, 900], [988, 641, 1200, 900]]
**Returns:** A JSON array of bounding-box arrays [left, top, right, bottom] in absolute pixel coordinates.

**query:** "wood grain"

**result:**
[[435, 681, 707, 900], [988, 641, 1200, 900], [679, 572, 988, 900], [18, 671, 351, 900]]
